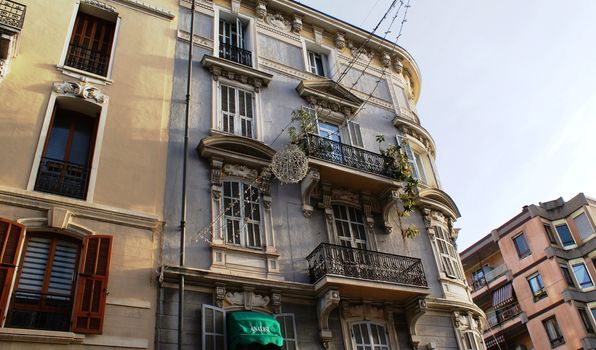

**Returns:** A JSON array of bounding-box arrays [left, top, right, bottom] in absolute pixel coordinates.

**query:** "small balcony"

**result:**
[[65, 44, 110, 77], [306, 243, 429, 300], [34, 157, 89, 199], [470, 264, 509, 292], [219, 42, 252, 67], [0, 0, 26, 33], [487, 303, 522, 328]]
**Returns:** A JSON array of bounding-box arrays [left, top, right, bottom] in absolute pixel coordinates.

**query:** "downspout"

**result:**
[[179, 1, 195, 349]]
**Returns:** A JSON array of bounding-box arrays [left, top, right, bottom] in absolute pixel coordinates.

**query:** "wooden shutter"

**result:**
[[0, 218, 25, 323], [72, 235, 112, 334]]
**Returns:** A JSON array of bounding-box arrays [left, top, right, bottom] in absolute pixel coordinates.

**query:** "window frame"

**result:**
[[58, 3, 120, 82], [434, 225, 463, 280], [527, 272, 547, 302], [307, 50, 326, 77], [559, 263, 576, 288], [554, 221, 576, 248], [571, 261, 594, 289], [213, 7, 255, 67], [218, 83, 256, 139], [275, 313, 298, 350], [543, 223, 558, 245], [350, 321, 390, 350], [332, 204, 368, 250], [572, 210, 595, 242], [301, 39, 335, 79], [578, 307, 595, 334], [202, 304, 226, 350], [221, 180, 263, 249], [542, 316, 565, 348], [347, 121, 364, 148], [512, 232, 531, 259], [461, 330, 482, 350]]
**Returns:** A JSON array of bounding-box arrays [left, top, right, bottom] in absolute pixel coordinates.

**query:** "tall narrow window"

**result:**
[[65, 11, 116, 76], [573, 212, 594, 241], [348, 121, 363, 148], [396, 134, 420, 180], [513, 232, 530, 258], [34, 101, 99, 199], [202, 305, 225, 350], [222, 181, 261, 248], [352, 322, 389, 350], [543, 224, 557, 245], [307, 51, 326, 76], [555, 223, 576, 247], [542, 316, 564, 347], [462, 331, 481, 350], [528, 273, 547, 301], [578, 307, 594, 333], [219, 17, 251, 66], [572, 262, 594, 289], [333, 205, 367, 249], [220, 85, 254, 138], [276, 314, 298, 350], [435, 226, 462, 279], [560, 264, 576, 288]]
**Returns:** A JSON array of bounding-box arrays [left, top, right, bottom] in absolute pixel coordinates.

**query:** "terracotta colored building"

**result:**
[[461, 193, 596, 350]]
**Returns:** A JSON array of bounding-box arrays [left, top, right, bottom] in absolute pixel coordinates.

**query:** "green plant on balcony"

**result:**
[[288, 108, 317, 143], [376, 135, 419, 239]]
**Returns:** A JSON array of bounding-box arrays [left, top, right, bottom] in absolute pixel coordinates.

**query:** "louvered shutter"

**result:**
[[395, 134, 420, 180], [72, 235, 112, 334], [0, 218, 25, 323]]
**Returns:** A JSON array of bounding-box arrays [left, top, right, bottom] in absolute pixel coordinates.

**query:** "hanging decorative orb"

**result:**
[[271, 144, 309, 184]]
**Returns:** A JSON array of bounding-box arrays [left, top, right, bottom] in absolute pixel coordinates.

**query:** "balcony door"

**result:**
[[219, 17, 250, 65]]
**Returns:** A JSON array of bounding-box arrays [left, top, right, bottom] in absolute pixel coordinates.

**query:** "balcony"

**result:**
[[34, 157, 89, 199], [470, 264, 509, 292], [0, 0, 26, 33], [487, 303, 522, 328], [306, 243, 429, 300], [301, 134, 396, 179], [219, 42, 252, 67], [65, 44, 110, 77]]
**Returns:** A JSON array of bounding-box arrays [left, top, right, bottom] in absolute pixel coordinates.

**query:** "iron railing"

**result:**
[[486, 303, 522, 328], [470, 264, 508, 291], [219, 42, 252, 67], [306, 243, 428, 288], [65, 44, 110, 76], [34, 157, 89, 199], [0, 0, 26, 32], [8, 289, 73, 331], [301, 133, 399, 179]]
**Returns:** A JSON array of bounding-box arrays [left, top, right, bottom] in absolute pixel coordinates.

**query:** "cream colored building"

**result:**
[[0, 0, 176, 348]]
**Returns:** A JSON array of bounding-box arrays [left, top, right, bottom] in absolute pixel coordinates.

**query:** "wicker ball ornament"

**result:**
[[271, 144, 309, 184]]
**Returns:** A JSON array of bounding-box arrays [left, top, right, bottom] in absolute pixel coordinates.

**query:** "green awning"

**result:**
[[227, 311, 283, 350]]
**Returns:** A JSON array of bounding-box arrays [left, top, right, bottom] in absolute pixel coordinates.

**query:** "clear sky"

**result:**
[[300, 0, 596, 250]]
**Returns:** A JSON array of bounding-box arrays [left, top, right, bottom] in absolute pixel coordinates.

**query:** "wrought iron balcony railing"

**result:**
[[306, 243, 428, 288], [486, 303, 522, 328], [65, 44, 110, 76], [34, 157, 89, 199], [470, 264, 508, 291], [301, 133, 399, 179], [219, 42, 252, 67], [0, 0, 26, 32]]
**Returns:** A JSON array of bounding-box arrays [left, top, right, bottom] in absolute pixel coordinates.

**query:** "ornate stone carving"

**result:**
[[313, 27, 323, 46], [265, 13, 291, 32], [225, 291, 244, 305], [317, 289, 340, 350], [263, 196, 272, 210], [223, 164, 258, 180], [334, 32, 346, 49], [291, 15, 303, 34], [224, 290, 271, 309], [331, 188, 359, 205], [81, 0, 116, 12], [53, 81, 106, 103], [216, 284, 226, 307], [381, 188, 401, 234], [271, 292, 281, 314], [0, 59, 9, 82], [255, 0, 267, 20], [300, 169, 320, 217], [208, 64, 267, 91], [381, 51, 392, 68], [211, 160, 223, 185], [230, 0, 241, 14], [392, 56, 404, 74], [258, 167, 273, 194], [348, 41, 373, 62]]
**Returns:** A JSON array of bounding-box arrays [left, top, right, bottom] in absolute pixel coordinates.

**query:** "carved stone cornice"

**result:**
[[418, 188, 461, 220], [201, 55, 273, 91], [392, 116, 436, 156], [296, 79, 363, 116], [81, 0, 116, 13], [52, 81, 106, 104]]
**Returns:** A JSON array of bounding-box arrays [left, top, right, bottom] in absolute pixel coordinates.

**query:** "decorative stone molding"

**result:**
[[53, 81, 106, 104], [216, 284, 226, 307], [257, 167, 273, 195], [313, 26, 323, 46], [225, 289, 271, 310], [381, 51, 392, 68], [392, 56, 404, 74], [317, 289, 340, 350], [406, 297, 428, 339], [211, 159, 223, 185], [271, 291, 281, 314], [201, 55, 273, 91], [348, 41, 374, 62], [265, 13, 291, 32], [81, 0, 116, 13], [223, 163, 259, 181], [255, 0, 267, 20], [300, 169, 320, 217], [48, 207, 72, 230], [296, 79, 363, 116], [381, 188, 401, 234], [395, 123, 435, 155], [112, 0, 176, 19], [331, 188, 359, 206], [230, 0, 241, 14], [334, 32, 346, 49], [291, 15, 302, 34]]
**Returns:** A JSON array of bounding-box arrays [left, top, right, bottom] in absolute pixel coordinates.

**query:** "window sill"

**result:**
[[209, 128, 261, 142], [211, 241, 279, 257], [56, 65, 113, 86], [0, 327, 84, 344]]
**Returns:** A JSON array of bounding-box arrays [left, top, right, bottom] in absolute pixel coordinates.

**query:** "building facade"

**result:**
[[0, 0, 176, 348], [461, 194, 596, 350], [159, 1, 485, 350]]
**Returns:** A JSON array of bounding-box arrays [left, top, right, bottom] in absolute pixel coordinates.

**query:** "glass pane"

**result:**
[[573, 213, 594, 240], [45, 114, 71, 160], [69, 116, 94, 165], [513, 234, 530, 256], [48, 241, 79, 296], [353, 324, 363, 345], [205, 334, 214, 350], [573, 263, 594, 288], [555, 224, 575, 247], [214, 309, 224, 333], [204, 308, 214, 333], [17, 237, 51, 292]]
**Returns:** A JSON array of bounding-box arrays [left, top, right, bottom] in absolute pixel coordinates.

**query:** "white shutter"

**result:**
[[236, 18, 244, 49], [202, 304, 226, 350], [395, 134, 420, 180], [276, 314, 298, 350], [348, 121, 363, 148]]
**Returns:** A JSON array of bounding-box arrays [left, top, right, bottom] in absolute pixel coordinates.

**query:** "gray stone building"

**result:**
[[158, 1, 485, 349]]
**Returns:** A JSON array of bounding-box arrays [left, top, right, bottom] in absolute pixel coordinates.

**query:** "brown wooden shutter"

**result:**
[[0, 218, 25, 322], [72, 235, 112, 334]]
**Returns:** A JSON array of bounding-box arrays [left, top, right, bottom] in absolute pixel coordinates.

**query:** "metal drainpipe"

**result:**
[[179, 1, 195, 349]]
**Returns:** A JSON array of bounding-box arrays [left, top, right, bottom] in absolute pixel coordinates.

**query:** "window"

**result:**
[[202, 305, 225, 350], [276, 314, 297, 350], [555, 223, 575, 247], [592, 307, 596, 326], [219, 85, 255, 138], [435, 226, 463, 279], [572, 262, 594, 289], [219, 17, 251, 66], [223, 181, 262, 248], [544, 224, 557, 245], [462, 331, 482, 350], [307, 50, 326, 76], [65, 9, 116, 76], [333, 205, 367, 249], [542, 316, 564, 347], [560, 264, 576, 288], [396, 134, 430, 184], [0, 220, 112, 334], [351, 322, 389, 350], [528, 273, 547, 301], [348, 121, 363, 148], [34, 100, 99, 199], [513, 232, 531, 258], [578, 307, 594, 333], [573, 212, 594, 241], [318, 121, 341, 143]]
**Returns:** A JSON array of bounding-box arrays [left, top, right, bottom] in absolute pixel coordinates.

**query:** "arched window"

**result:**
[[351, 322, 390, 350], [333, 204, 367, 249], [223, 180, 262, 248]]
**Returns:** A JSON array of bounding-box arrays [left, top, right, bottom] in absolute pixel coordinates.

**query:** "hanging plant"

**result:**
[[376, 135, 420, 239], [288, 108, 317, 144]]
